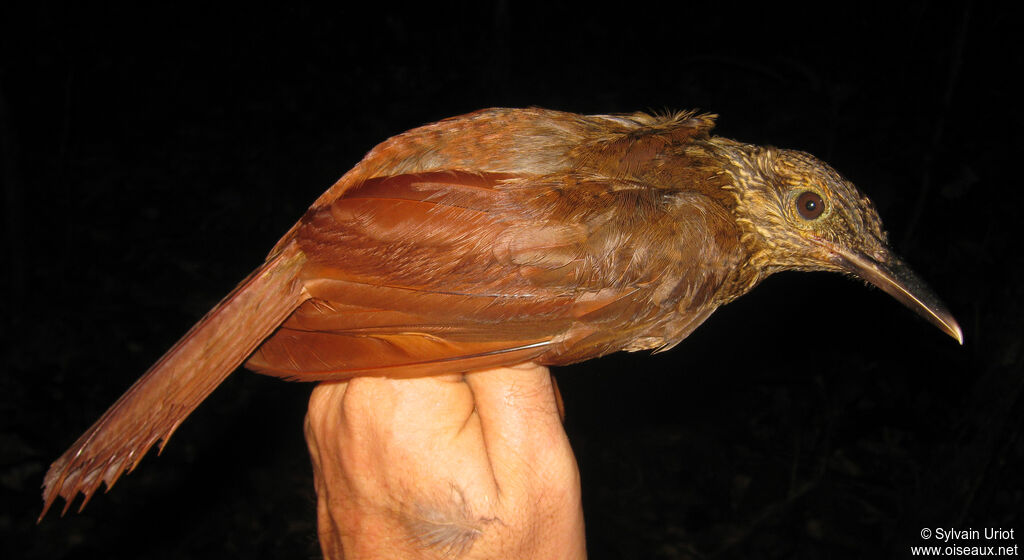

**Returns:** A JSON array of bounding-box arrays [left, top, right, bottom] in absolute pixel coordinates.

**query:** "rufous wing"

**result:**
[[247, 167, 741, 379], [249, 171, 574, 379]]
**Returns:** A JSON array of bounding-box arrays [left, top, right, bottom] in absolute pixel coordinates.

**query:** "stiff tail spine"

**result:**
[[40, 244, 308, 519]]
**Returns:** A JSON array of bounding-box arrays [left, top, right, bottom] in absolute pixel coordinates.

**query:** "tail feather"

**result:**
[[40, 244, 308, 520]]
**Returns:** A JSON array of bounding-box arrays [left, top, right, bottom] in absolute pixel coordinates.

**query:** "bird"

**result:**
[[39, 107, 962, 519]]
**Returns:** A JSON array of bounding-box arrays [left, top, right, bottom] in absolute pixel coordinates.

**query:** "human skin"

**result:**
[[304, 363, 587, 559]]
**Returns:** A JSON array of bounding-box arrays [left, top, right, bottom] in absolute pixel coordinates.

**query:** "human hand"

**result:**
[[304, 364, 586, 559]]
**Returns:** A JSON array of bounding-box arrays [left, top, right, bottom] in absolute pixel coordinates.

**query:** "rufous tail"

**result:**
[[40, 244, 308, 520]]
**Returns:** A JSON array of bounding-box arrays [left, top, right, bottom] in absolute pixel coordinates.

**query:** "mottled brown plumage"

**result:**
[[40, 107, 961, 519]]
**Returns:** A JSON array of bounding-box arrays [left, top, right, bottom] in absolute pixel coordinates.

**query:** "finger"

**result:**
[[309, 375, 502, 507], [305, 380, 350, 464], [340, 374, 475, 442], [552, 373, 566, 422], [304, 380, 359, 558], [463, 363, 572, 489]]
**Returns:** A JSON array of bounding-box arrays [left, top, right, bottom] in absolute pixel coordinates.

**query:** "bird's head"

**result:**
[[718, 143, 962, 344]]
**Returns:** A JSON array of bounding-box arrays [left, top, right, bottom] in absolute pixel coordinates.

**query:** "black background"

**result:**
[[3, 3, 1021, 559]]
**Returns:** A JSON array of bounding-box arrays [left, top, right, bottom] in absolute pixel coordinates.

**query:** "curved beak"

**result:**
[[834, 248, 963, 344]]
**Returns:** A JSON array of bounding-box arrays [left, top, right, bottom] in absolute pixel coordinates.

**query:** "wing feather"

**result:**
[[251, 169, 742, 379]]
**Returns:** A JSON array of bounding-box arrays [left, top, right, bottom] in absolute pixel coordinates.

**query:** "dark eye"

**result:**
[[796, 191, 824, 220]]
